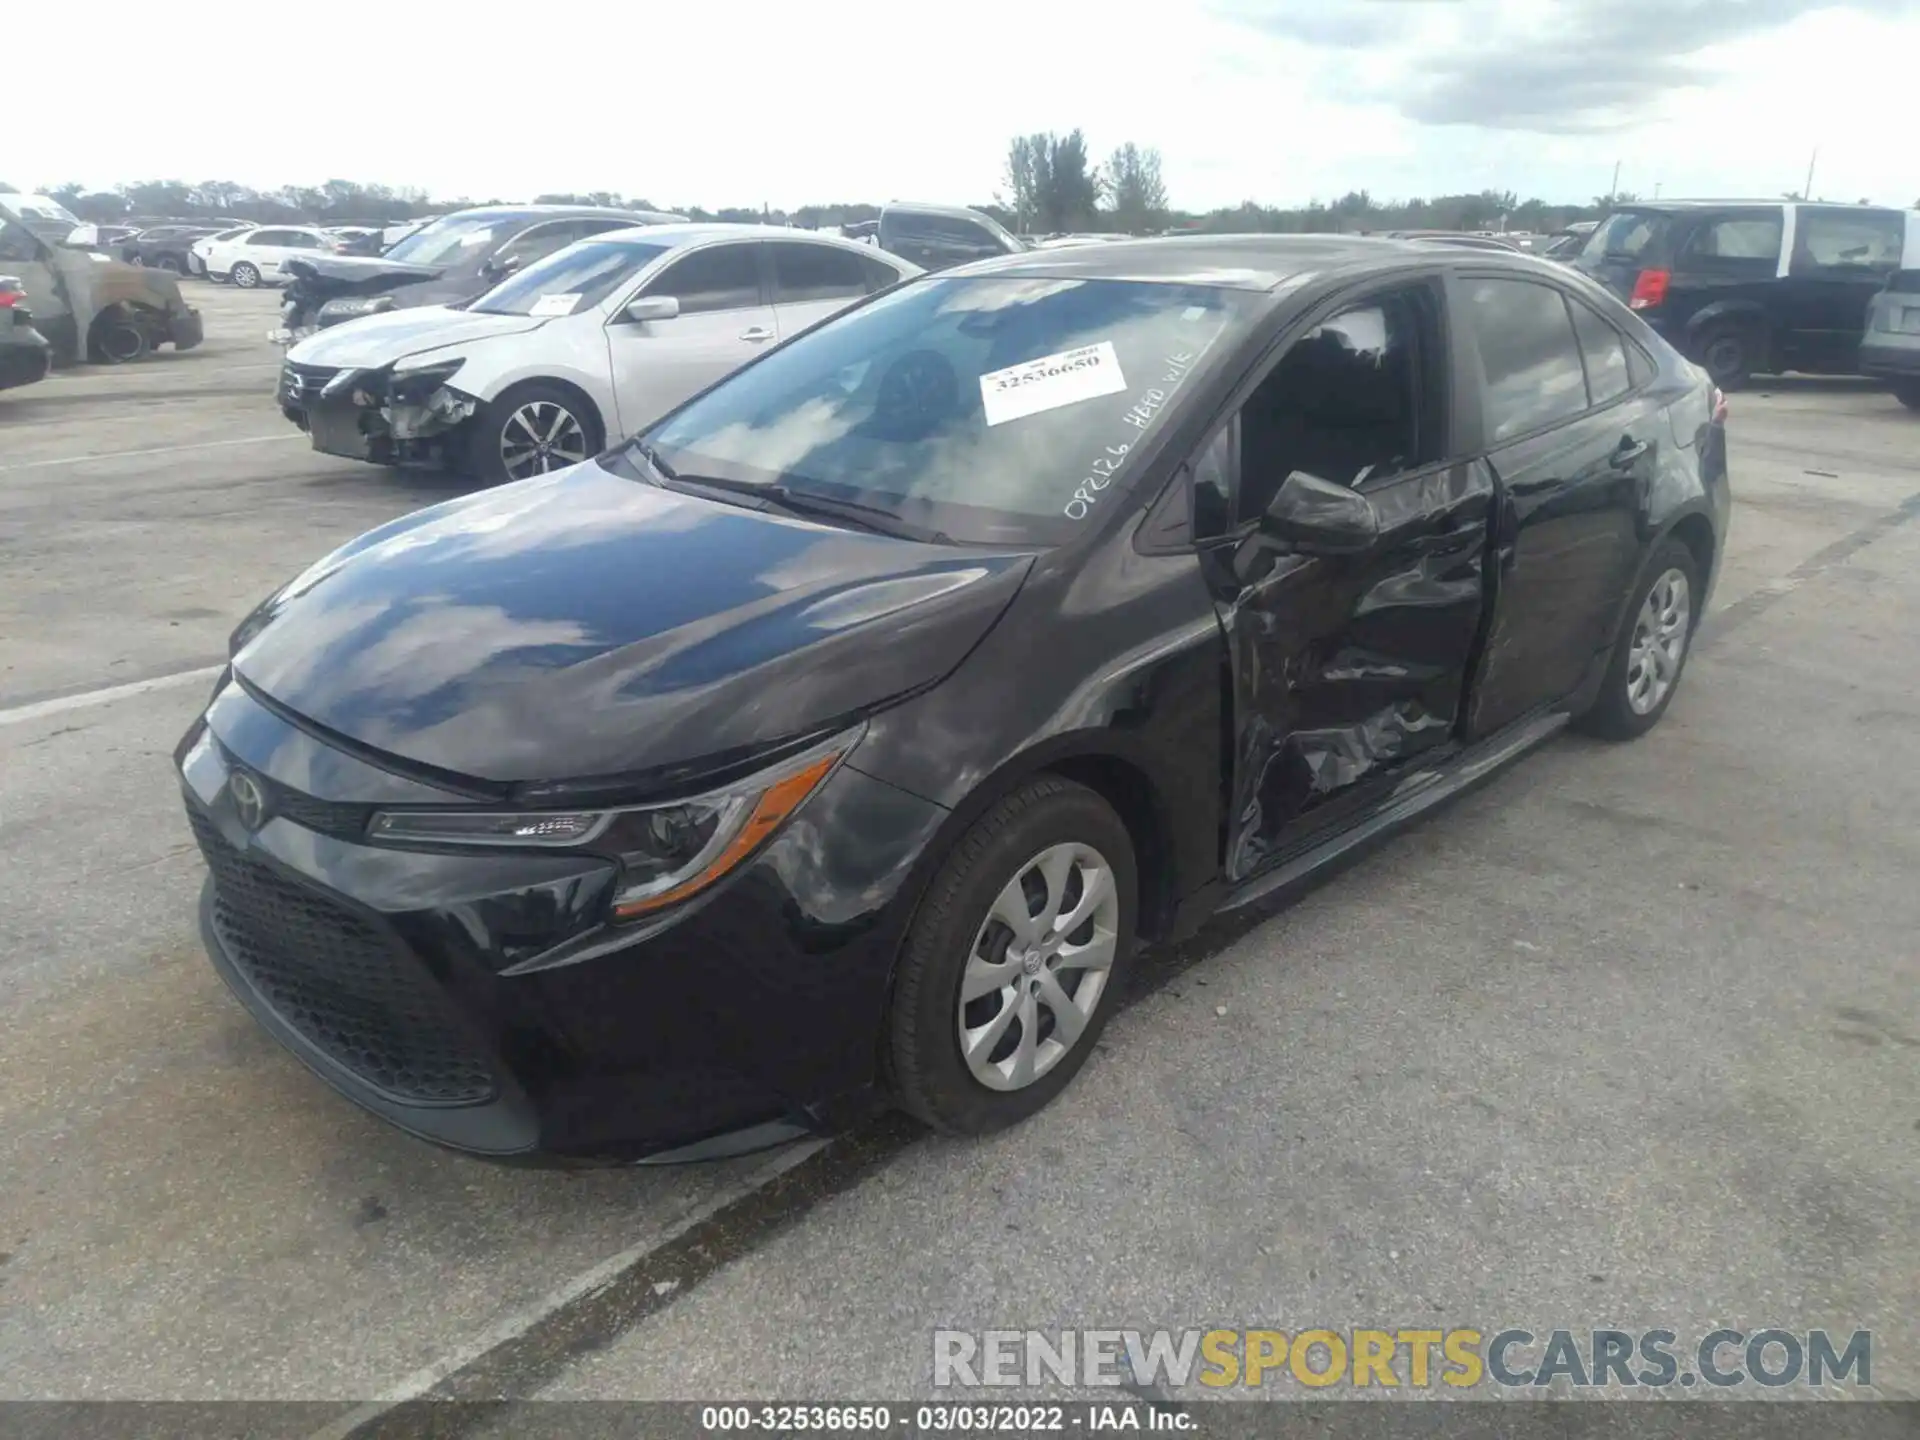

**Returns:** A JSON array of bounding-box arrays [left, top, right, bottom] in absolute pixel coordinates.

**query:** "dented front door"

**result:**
[[1211, 458, 1494, 882]]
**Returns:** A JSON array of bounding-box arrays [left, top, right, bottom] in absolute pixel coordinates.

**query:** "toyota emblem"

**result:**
[[229, 770, 268, 831]]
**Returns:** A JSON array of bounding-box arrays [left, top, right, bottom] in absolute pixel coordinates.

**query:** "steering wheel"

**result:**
[[870, 349, 958, 440]]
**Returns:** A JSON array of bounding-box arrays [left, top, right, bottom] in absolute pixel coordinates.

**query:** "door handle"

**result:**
[[739, 326, 774, 343], [1609, 439, 1650, 470]]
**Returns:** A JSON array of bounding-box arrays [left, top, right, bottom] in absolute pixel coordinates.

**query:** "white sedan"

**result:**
[[276, 224, 920, 482], [196, 225, 340, 287]]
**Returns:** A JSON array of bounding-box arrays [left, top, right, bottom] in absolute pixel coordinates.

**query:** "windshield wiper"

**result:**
[[636, 455, 948, 544]]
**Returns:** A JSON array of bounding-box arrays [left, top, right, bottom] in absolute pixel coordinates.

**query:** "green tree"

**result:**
[[1004, 131, 1100, 232], [1104, 143, 1168, 234]]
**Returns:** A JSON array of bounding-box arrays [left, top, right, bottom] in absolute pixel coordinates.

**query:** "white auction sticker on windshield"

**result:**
[[528, 293, 582, 317], [979, 342, 1127, 427]]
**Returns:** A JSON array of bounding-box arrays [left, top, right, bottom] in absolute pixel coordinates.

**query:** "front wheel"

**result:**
[[154, 254, 186, 276], [1893, 380, 1920, 412], [1575, 538, 1702, 741], [469, 381, 602, 484], [888, 777, 1137, 1135], [230, 261, 261, 289]]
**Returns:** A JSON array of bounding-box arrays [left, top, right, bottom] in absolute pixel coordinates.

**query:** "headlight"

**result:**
[[317, 296, 396, 321], [367, 730, 857, 920], [385, 356, 465, 403]]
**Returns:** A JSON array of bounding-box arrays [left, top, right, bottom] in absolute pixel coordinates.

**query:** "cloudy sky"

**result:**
[[19, 0, 1920, 211]]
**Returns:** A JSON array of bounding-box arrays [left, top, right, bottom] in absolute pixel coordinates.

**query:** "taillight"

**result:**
[[1629, 268, 1670, 310], [0, 289, 20, 308], [1710, 387, 1728, 425]]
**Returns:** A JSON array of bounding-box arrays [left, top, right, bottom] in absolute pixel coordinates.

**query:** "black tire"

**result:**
[[154, 254, 186, 276], [1893, 380, 1920, 412], [231, 261, 261, 289], [88, 318, 149, 365], [467, 381, 603, 485], [1693, 322, 1756, 390], [1575, 538, 1702, 741], [888, 776, 1137, 1136]]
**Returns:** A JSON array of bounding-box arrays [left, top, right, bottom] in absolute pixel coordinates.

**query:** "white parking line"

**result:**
[[0, 433, 304, 473], [304, 1139, 828, 1440], [0, 664, 225, 727]]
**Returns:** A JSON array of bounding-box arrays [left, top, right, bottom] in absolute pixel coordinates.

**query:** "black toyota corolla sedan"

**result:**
[[178, 236, 1730, 1164]]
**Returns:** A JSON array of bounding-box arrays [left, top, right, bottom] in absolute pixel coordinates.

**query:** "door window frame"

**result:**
[[1173, 271, 1463, 547], [1447, 270, 1657, 453], [760, 238, 876, 307], [627, 239, 767, 317]]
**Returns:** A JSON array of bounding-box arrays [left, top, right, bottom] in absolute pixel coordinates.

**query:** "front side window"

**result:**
[[469, 239, 670, 317], [641, 243, 762, 314], [1463, 279, 1590, 442], [496, 223, 576, 269], [641, 276, 1253, 545], [1796, 211, 1905, 271], [769, 242, 871, 305], [0, 220, 42, 262], [1683, 214, 1782, 262], [1234, 289, 1441, 524]]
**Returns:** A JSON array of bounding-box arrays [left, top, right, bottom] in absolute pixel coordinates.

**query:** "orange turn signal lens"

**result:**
[[611, 751, 841, 919]]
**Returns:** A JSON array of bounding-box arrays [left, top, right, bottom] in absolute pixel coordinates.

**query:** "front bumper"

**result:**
[[0, 336, 51, 391], [1859, 338, 1920, 379], [277, 360, 480, 466], [177, 676, 944, 1163], [170, 308, 204, 352]]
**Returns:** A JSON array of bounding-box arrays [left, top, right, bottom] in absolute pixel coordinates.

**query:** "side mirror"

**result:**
[[1259, 470, 1379, 555], [623, 295, 680, 323]]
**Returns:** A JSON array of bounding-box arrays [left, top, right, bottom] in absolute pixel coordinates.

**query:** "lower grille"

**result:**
[[189, 808, 497, 1106]]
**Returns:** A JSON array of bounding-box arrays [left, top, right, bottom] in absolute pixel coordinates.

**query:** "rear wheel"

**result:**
[[1694, 322, 1757, 390], [888, 777, 1137, 1135], [1893, 380, 1920, 412], [88, 316, 149, 364], [1575, 538, 1701, 741], [230, 261, 261, 289], [469, 381, 602, 484]]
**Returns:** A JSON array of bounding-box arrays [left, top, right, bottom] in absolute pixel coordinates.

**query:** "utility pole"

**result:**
[[1610, 160, 1621, 201], [1803, 148, 1818, 201]]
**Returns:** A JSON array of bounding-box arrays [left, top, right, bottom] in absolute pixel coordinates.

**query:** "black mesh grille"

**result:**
[[213, 751, 370, 840], [280, 361, 340, 407], [189, 807, 497, 1106]]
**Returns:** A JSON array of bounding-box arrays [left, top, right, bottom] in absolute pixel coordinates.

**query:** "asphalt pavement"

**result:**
[[0, 284, 1914, 1414]]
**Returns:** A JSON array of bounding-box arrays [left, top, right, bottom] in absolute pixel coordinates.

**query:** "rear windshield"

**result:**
[[640, 275, 1254, 546], [469, 239, 671, 317], [1580, 210, 1668, 264]]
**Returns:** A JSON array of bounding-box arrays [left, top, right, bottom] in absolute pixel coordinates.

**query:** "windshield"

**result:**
[[470, 239, 671, 317], [641, 275, 1254, 546], [383, 214, 503, 268], [1580, 210, 1666, 264], [6, 198, 83, 244]]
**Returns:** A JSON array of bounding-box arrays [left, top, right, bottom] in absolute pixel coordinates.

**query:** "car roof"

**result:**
[[432, 204, 689, 224], [938, 233, 1532, 291], [591, 222, 889, 250]]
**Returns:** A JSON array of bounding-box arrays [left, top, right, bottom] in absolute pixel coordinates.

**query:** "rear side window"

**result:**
[[1580, 211, 1666, 264], [1682, 215, 1781, 262], [857, 254, 905, 292], [1796, 211, 1905, 271], [1462, 279, 1590, 442], [643, 242, 762, 314], [1569, 300, 1633, 405], [768, 242, 871, 304]]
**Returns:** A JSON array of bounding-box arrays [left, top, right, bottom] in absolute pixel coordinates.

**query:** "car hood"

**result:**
[[282, 252, 446, 291], [229, 461, 1034, 790], [285, 305, 548, 368]]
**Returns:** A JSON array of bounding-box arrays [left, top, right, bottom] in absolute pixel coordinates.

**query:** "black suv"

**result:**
[[1573, 201, 1915, 387]]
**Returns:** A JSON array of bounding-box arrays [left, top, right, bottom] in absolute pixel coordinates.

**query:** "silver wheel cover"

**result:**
[[500, 400, 589, 479], [1626, 568, 1691, 715], [958, 841, 1119, 1092]]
